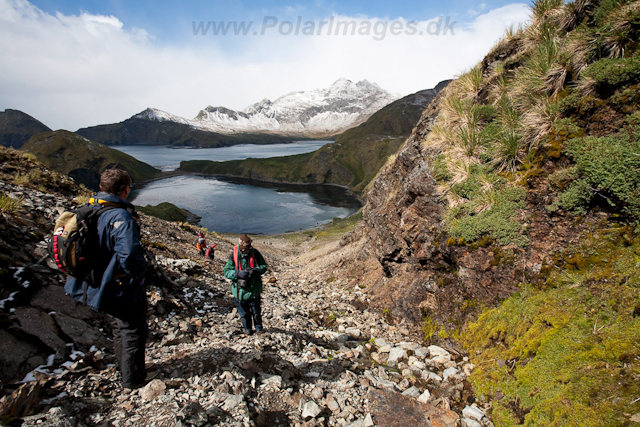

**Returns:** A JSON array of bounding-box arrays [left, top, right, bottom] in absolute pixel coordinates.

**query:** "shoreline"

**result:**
[[132, 171, 363, 236], [136, 170, 364, 206]]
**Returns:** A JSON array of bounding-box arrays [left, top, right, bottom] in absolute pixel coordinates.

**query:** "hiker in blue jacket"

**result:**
[[223, 234, 268, 335], [64, 169, 152, 390]]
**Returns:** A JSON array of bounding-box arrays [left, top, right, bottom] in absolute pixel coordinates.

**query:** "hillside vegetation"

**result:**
[[21, 130, 161, 190], [411, 0, 640, 425], [179, 86, 447, 194]]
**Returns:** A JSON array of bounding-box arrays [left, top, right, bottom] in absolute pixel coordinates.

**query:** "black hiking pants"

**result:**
[[109, 299, 148, 389]]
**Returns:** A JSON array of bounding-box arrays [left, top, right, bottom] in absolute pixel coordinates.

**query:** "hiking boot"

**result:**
[[145, 369, 160, 382], [255, 330, 265, 335]]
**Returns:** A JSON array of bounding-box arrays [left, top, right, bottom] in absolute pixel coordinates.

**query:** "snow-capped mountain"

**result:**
[[135, 78, 400, 137]]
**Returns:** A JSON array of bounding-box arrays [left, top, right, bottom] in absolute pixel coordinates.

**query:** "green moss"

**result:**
[[462, 228, 640, 427], [422, 316, 439, 343]]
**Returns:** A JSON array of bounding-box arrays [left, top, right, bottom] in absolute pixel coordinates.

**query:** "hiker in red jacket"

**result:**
[[206, 243, 217, 260]]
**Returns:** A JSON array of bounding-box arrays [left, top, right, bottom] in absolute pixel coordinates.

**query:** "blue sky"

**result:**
[[28, 0, 524, 42], [1, 0, 531, 130]]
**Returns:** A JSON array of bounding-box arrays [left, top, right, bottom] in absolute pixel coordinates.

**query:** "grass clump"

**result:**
[[0, 192, 22, 215], [461, 228, 640, 427]]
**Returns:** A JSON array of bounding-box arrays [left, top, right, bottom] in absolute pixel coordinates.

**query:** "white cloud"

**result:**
[[0, 0, 530, 130]]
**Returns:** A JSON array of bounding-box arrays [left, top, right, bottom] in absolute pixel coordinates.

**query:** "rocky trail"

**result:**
[[0, 177, 492, 427]]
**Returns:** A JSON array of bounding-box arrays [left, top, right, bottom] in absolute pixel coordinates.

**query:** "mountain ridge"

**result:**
[[77, 78, 399, 146], [0, 109, 51, 149], [179, 81, 450, 193]]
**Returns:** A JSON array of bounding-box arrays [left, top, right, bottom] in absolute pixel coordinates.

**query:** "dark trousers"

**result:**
[[234, 296, 263, 333], [109, 300, 148, 388]]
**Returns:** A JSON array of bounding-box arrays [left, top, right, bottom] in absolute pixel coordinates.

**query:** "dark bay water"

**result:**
[[130, 175, 360, 234], [118, 142, 360, 234], [114, 141, 331, 171]]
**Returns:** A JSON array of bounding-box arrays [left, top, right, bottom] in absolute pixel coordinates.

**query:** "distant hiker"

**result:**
[[196, 233, 207, 256], [206, 243, 217, 261], [223, 234, 268, 335], [63, 169, 155, 391]]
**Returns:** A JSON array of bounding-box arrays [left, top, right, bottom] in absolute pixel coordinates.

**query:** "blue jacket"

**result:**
[[64, 192, 147, 312]]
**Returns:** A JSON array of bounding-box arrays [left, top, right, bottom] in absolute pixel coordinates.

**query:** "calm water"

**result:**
[[114, 141, 331, 171], [130, 175, 360, 234]]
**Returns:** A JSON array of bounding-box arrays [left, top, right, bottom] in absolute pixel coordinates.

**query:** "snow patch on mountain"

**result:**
[[134, 79, 399, 137]]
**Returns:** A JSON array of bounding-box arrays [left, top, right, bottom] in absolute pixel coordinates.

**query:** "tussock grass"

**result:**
[[0, 192, 22, 215]]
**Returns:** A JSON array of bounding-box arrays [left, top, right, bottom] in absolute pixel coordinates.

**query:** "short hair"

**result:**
[[100, 169, 132, 195]]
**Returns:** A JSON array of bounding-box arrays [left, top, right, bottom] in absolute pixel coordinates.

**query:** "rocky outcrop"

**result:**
[[331, 87, 589, 328]]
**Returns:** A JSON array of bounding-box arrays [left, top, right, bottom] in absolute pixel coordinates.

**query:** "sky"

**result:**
[[0, 0, 531, 131]]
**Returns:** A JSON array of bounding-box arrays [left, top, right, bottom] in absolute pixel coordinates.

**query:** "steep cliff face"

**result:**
[[340, 92, 589, 328]]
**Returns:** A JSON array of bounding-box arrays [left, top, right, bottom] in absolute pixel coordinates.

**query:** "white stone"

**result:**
[[139, 379, 166, 402], [259, 374, 282, 389], [428, 372, 443, 382], [428, 345, 451, 361], [387, 347, 407, 367], [432, 355, 452, 365], [409, 359, 426, 370], [462, 406, 486, 421], [374, 338, 388, 347], [442, 367, 459, 380], [363, 413, 374, 427], [378, 345, 392, 353], [415, 347, 429, 359], [302, 401, 322, 419], [345, 327, 361, 338], [462, 418, 483, 427], [346, 419, 364, 427], [402, 386, 421, 397], [463, 363, 476, 376], [399, 342, 419, 351], [417, 389, 431, 403]]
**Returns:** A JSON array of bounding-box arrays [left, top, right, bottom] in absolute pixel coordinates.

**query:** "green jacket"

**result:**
[[223, 247, 268, 301]]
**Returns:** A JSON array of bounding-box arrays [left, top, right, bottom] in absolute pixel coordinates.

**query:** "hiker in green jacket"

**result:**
[[223, 234, 268, 335]]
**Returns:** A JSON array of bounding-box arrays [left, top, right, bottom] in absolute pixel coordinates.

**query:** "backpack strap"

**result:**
[[233, 246, 256, 271], [233, 245, 238, 271], [90, 197, 138, 220]]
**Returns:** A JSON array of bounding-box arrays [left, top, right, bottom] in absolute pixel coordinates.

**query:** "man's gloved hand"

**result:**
[[248, 267, 261, 278], [237, 270, 249, 279]]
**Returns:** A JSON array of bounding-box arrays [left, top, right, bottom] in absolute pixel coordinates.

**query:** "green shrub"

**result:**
[[448, 186, 528, 246], [548, 179, 593, 214], [558, 122, 640, 220], [451, 175, 483, 199], [582, 54, 640, 88], [547, 166, 580, 191], [433, 155, 453, 182]]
